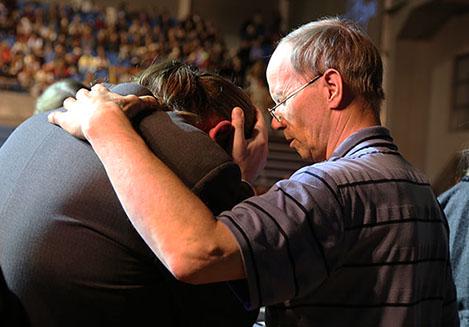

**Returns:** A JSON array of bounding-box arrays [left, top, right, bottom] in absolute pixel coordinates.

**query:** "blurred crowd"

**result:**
[[0, 0, 279, 109]]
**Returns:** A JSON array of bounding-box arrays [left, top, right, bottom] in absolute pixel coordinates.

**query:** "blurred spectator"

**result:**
[[438, 149, 469, 327], [0, 41, 12, 76], [0, 1, 277, 103]]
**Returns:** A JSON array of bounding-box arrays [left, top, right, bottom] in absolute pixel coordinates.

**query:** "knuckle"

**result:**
[[75, 88, 89, 99], [77, 87, 87, 94], [63, 97, 74, 107], [47, 112, 55, 123], [91, 83, 106, 92]]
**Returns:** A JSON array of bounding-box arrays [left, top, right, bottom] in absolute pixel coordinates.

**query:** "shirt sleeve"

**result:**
[[217, 169, 344, 309]]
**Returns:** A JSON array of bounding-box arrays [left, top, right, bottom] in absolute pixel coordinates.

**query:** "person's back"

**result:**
[[1, 111, 169, 326], [0, 80, 258, 326]]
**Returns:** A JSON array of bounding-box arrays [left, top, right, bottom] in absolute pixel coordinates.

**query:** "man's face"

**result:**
[[266, 43, 331, 163]]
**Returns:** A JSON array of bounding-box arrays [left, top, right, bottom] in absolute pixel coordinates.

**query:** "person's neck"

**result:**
[[326, 98, 381, 159]]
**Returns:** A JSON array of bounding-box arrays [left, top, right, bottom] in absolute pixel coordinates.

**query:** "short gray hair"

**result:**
[[280, 17, 384, 112]]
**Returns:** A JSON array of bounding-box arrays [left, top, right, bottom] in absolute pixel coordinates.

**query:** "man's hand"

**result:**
[[231, 107, 268, 183], [48, 84, 157, 139]]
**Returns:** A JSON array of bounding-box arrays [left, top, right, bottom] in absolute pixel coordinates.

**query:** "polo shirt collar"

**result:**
[[328, 126, 394, 161]]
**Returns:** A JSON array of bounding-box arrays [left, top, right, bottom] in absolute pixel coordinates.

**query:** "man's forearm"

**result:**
[[85, 107, 245, 283]]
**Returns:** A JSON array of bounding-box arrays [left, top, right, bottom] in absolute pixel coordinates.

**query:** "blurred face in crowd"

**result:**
[[266, 42, 331, 163]]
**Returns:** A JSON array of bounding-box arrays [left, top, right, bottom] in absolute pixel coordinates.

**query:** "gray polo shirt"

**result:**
[[219, 126, 459, 327]]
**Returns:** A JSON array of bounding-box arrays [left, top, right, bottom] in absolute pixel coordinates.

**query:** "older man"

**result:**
[[50, 18, 459, 326]]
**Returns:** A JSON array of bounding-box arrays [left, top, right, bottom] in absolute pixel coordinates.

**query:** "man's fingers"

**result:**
[[121, 95, 158, 118], [47, 110, 65, 126], [231, 107, 246, 148], [63, 96, 76, 109], [139, 95, 159, 107], [91, 83, 108, 92], [122, 94, 139, 104], [75, 88, 90, 100]]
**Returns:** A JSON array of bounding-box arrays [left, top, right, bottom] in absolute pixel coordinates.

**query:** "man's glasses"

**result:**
[[267, 74, 322, 122]]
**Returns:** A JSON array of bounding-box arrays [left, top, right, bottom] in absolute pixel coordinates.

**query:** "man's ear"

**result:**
[[323, 68, 348, 109], [208, 120, 234, 149]]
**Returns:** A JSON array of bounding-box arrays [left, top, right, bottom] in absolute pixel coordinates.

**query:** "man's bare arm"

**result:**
[[48, 85, 247, 283]]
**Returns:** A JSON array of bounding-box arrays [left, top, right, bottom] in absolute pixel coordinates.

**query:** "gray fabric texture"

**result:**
[[0, 83, 257, 327]]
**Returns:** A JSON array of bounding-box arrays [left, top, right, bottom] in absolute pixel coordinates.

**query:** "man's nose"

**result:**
[[271, 117, 285, 130]]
